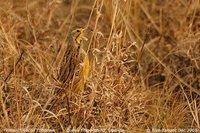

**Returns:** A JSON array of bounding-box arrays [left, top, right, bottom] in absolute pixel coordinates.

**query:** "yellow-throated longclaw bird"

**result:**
[[56, 27, 89, 97], [42, 27, 89, 114]]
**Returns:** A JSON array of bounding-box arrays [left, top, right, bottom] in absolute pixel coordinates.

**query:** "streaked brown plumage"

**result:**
[[58, 36, 80, 85]]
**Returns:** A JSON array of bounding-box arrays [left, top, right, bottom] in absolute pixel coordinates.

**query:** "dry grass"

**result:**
[[0, 0, 200, 132]]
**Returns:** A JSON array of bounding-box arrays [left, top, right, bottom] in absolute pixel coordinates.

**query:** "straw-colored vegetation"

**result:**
[[0, 0, 199, 132]]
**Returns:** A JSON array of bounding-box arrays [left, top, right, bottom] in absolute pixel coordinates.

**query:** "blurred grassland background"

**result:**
[[0, 0, 200, 132]]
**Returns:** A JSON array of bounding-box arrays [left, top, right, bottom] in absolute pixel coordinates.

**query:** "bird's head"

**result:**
[[71, 27, 85, 44]]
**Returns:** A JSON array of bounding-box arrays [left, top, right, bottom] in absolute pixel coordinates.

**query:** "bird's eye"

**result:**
[[76, 29, 80, 32]]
